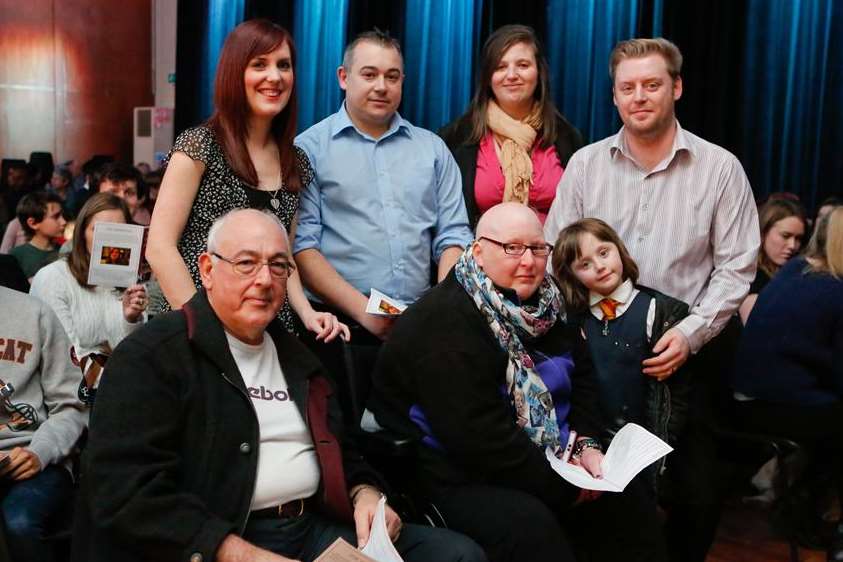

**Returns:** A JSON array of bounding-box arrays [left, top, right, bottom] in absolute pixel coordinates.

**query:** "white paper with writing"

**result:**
[[546, 423, 673, 492]]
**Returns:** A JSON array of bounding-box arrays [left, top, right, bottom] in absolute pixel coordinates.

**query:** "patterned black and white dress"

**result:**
[[157, 125, 314, 332]]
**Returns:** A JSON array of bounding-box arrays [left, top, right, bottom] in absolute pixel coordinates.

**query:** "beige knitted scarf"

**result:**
[[486, 100, 543, 205]]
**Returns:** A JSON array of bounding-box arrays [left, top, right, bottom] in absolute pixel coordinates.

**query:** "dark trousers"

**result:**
[[429, 476, 667, 562], [0, 465, 73, 562], [301, 302, 383, 425], [243, 511, 487, 562], [661, 325, 739, 562]]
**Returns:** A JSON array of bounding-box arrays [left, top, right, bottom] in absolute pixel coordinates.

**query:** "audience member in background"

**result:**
[[48, 167, 73, 202], [0, 285, 86, 562], [294, 30, 471, 341], [9, 192, 65, 280], [439, 25, 584, 228], [551, 218, 691, 490], [29, 193, 146, 362], [94, 163, 143, 219], [738, 198, 807, 324], [542, 37, 758, 562], [370, 203, 666, 562], [732, 206, 843, 560], [147, 19, 345, 342], [817, 196, 841, 223], [2, 162, 32, 215], [71, 209, 485, 562], [135, 162, 152, 176]]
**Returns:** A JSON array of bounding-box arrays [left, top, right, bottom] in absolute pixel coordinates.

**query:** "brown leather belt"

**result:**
[[250, 497, 314, 520]]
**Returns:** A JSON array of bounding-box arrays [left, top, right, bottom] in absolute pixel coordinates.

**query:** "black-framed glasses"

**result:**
[[212, 252, 295, 279], [477, 236, 553, 257]]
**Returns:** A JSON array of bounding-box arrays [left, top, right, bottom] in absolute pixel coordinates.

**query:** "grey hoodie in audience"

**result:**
[[0, 286, 86, 469]]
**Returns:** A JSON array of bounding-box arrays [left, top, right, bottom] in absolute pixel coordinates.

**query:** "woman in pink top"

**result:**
[[440, 25, 584, 227]]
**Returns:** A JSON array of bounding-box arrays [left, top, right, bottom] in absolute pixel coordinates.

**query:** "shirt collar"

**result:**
[[608, 119, 695, 166], [589, 278, 634, 307], [330, 102, 412, 141]]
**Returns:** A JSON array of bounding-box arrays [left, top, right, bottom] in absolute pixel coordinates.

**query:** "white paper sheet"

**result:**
[[360, 496, 404, 562], [86, 222, 145, 288], [546, 423, 673, 492], [365, 289, 407, 316]]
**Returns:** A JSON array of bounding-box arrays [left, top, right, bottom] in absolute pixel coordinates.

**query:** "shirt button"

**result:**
[[642, 204, 648, 211], [190, 553, 203, 562], [638, 236, 645, 242], [239, 442, 251, 454]]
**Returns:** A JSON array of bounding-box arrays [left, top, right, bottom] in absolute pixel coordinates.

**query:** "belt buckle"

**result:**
[[277, 498, 305, 519]]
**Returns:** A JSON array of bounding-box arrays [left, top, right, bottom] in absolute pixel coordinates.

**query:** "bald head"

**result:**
[[476, 202, 544, 240], [206, 208, 289, 255], [473, 203, 548, 301]]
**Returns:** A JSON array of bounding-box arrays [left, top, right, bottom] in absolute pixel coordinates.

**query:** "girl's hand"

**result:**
[[121, 284, 148, 323], [302, 310, 350, 343]]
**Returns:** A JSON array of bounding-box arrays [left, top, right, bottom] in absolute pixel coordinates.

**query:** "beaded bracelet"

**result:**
[[571, 437, 602, 460]]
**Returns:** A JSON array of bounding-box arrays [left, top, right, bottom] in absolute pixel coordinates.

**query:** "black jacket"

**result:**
[[72, 290, 383, 562], [369, 272, 604, 511], [570, 285, 693, 453], [439, 112, 585, 228]]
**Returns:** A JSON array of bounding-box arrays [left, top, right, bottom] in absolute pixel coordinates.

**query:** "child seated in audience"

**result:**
[[9, 192, 66, 280], [551, 218, 692, 488]]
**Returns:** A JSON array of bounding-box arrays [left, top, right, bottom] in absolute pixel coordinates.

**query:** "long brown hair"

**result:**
[[68, 193, 132, 288], [463, 25, 559, 146], [207, 19, 301, 191], [757, 198, 807, 278], [551, 218, 639, 314]]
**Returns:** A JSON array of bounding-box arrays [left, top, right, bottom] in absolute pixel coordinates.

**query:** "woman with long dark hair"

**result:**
[[738, 198, 807, 323], [439, 25, 584, 227], [146, 19, 347, 340]]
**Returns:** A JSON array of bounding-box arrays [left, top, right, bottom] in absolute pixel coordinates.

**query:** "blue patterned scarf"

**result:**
[[454, 247, 563, 450]]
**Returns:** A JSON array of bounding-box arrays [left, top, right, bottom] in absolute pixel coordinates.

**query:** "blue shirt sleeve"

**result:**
[[293, 132, 322, 254], [430, 136, 473, 261]]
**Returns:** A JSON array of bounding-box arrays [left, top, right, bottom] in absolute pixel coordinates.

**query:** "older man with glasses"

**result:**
[[72, 208, 485, 562]]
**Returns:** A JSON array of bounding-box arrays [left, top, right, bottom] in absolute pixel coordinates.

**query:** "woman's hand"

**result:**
[[571, 447, 604, 479], [122, 284, 148, 323], [301, 309, 350, 342]]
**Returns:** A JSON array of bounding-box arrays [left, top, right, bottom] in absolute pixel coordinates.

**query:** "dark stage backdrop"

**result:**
[[175, 0, 842, 211]]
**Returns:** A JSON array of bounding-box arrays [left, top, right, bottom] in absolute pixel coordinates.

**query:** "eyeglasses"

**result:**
[[477, 237, 553, 257], [212, 252, 295, 279]]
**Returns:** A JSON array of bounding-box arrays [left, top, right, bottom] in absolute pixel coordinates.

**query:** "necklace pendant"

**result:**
[[269, 197, 280, 211]]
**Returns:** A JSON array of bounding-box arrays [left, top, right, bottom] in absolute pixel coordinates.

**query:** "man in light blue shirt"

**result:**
[[294, 31, 472, 341]]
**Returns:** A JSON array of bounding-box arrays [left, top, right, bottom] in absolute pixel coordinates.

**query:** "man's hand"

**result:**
[[0, 447, 42, 481], [642, 327, 690, 381], [570, 447, 604, 504], [357, 314, 396, 341], [216, 534, 300, 562], [351, 487, 402, 548]]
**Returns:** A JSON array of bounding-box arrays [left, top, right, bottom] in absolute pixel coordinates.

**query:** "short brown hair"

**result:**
[[609, 38, 683, 82], [17, 191, 64, 236], [67, 192, 132, 289], [551, 218, 639, 314], [757, 198, 807, 278], [342, 29, 403, 71]]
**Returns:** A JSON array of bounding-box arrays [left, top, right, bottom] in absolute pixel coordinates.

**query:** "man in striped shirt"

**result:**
[[544, 38, 759, 562]]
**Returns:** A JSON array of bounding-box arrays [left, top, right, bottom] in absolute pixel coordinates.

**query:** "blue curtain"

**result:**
[[741, 0, 842, 207], [403, 0, 484, 131], [545, 0, 646, 143], [294, 0, 349, 131], [201, 0, 246, 120]]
